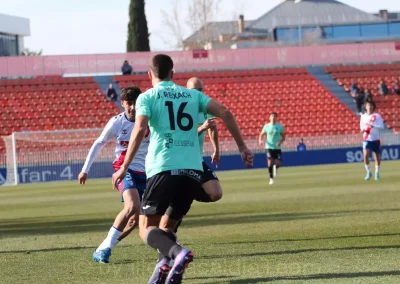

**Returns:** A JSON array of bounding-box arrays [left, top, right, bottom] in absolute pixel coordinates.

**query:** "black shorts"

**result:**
[[200, 162, 219, 184], [266, 149, 282, 160], [141, 169, 202, 220], [193, 162, 219, 202]]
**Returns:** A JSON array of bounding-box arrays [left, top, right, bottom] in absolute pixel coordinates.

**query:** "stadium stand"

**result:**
[[114, 68, 360, 141], [326, 63, 400, 134], [0, 76, 120, 155]]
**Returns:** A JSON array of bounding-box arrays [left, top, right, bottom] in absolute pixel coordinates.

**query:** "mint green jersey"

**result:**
[[198, 112, 213, 160], [135, 81, 211, 178], [262, 123, 284, 150]]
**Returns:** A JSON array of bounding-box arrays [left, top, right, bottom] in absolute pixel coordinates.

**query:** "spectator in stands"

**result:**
[[378, 80, 389, 95], [107, 84, 118, 102], [121, 60, 133, 75], [364, 88, 372, 102], [355, 89, 365, 115], [392, 79, 400, 95], [297, 139, 306, 152], [350, 80, 359, 97]]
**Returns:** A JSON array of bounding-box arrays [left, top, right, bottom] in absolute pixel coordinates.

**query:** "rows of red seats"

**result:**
[[0, 77, 120, 156], [115, 69, 360, 141], [326, 63, 400, 133]]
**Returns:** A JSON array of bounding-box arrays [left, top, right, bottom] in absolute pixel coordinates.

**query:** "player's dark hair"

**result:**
[[365, 99, 376, 110], [120, 85, 142, 102], [270, 112, 278, 117], [150, 54, 174, 80]]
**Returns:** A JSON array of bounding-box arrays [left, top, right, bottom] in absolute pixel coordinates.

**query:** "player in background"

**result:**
[[360, 100, 384, 181], [78, 86, 149, 264], [258, 112, 285, 185], [188, 77, 222, 203], [112, 54, 253, 284]]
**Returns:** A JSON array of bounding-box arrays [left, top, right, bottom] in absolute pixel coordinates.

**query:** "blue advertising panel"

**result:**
[[0, 145, 399, 184]]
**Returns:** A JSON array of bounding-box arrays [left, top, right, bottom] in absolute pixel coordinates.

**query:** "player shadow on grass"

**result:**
[[0, 218, 121, 239], [0, 212, 335, 239], [199, 245, 400, 260], [215, 232, 400, 246], [1, 207, 400, 238], [0, 246, 97, 254], [182, 207, 400, 229], [228, 270, 400, 283]]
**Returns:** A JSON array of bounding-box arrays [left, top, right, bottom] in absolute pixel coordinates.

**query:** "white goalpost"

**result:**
[[1, 129, 115, 186]]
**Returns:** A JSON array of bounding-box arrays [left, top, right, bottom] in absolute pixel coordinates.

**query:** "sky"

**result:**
[[1, 0, 399, 55]]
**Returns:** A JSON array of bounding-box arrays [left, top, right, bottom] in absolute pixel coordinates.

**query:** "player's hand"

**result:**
[[201, 118, 217, 131], [112, 168, 127, 191], [211, 151, 220, 168], [78, 172, 88, 185], [240, 148, 254, 168], [277, 142, 282, 147], [258, 140, 263, 146]]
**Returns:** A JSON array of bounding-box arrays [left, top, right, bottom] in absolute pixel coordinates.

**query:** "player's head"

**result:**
[[270, 112, 278, 123], [187, 77, 204, 91], [149, 54, 174, 85], [120, 85, 142, 120], [365, 100, 376, 114]]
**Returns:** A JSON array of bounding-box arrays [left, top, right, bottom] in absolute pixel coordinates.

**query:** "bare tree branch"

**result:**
[[160, 0, 185, 49], [186, 0, 222, 48], [161, 0, 223, 50]]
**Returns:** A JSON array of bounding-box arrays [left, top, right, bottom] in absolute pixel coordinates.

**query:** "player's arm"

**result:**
[[277, 131, 286, 147], [79, 119, 117, 184], [198, 117, 217, 136], [206, 99, 253, 168], [360, 116, 365, 133], [258, 129, 266, 146], [208, 124, 220, 167]]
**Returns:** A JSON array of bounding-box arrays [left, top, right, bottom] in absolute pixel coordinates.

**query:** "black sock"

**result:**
[[146, 228, 182, 260], [157, 230, 177, 262], [194, 189, 213, 203], [268, 166, 273, 179], [174, 219, 183, 234]]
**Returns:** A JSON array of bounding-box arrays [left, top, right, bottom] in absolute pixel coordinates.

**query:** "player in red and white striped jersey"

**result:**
[[360, 100, 384, 181], [78, 86, 149, 263]]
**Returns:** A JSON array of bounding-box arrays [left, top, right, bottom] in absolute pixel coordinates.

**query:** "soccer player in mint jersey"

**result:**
[[360, 100, 384, 181], [258, 112, 285, 185], [112, 54, 253, 284], [188, 77, 222, 202], [78, 86, 149, 264]]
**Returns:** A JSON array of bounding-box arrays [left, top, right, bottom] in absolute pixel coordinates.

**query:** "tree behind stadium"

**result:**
[[127, 0, 150, 52]]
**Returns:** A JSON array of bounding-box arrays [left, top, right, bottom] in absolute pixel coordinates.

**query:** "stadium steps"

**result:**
[[93, 76, 123, 111], [307, 66, 359, 115]]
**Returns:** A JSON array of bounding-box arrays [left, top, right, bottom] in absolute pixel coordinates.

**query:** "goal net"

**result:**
[[1, 129, 115, 185]]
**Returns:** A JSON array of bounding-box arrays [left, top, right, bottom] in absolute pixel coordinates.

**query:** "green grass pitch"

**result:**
[[1, 162, 400, 284]]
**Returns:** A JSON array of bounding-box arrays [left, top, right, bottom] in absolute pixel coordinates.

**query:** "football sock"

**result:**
[[146, 228, 183, 260], [97, 226, 121, 252], [268, 166, 274, 179], [365, 164, 371, 173], [375, 165, 380, 174], [157, 230, 177, 262], [174, 219, 183, 234]]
